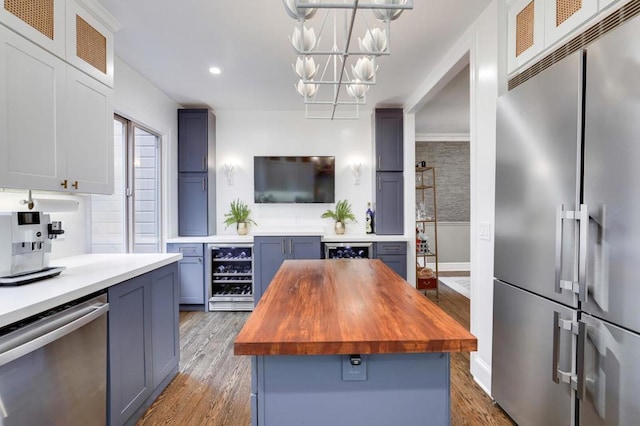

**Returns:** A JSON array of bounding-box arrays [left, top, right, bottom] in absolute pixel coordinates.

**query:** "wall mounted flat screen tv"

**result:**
[[254, 156, 335, 203]]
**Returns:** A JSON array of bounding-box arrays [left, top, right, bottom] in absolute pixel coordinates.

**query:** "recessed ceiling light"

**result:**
[[209, 67, 221, 75]]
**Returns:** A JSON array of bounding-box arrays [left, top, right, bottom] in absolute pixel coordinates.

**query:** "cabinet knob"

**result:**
[[60, 180, 68, 189], [71, 181, 79, 190]]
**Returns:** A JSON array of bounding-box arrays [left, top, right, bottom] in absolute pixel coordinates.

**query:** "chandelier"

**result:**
[[284, 0, 413, 120]]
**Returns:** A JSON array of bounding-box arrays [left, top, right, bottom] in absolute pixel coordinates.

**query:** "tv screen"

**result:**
[[254, 156, 335, 203]]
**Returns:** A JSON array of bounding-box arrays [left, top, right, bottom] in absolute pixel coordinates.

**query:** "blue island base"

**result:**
[[252, 352, 451, 426]]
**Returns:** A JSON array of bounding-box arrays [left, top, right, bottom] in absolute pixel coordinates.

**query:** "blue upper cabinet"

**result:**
[[375, 172, 404, 235], [178, 109, 212, 172], [375, 108, 403, 172], [177, 108, 216, 236]]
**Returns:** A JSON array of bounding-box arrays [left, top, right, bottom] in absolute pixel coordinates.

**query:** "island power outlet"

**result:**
[[342, 354, 367, 381]]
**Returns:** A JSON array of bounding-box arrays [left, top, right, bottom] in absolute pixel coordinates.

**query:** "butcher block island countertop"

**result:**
[[234, 259, 477, 356]]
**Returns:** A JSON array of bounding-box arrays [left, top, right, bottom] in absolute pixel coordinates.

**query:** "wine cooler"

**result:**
[[207, 244, 253, 311], [324, 242, 372, 259]]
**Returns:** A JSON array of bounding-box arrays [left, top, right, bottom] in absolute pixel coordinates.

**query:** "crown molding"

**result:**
[[75, 0, 123, 33]]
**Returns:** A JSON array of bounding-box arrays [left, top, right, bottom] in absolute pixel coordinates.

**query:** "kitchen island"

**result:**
[[235, 259, 477, 426]]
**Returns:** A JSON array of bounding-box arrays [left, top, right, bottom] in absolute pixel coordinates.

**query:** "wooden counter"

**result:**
[[234, 259, 476, 355]]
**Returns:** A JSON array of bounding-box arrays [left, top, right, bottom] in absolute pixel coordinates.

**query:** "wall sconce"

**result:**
[[223, 163, 235, 185], [351, 162, 362, 185]]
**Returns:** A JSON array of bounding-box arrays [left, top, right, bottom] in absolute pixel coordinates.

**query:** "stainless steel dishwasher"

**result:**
[[0, 292, 109, 425]]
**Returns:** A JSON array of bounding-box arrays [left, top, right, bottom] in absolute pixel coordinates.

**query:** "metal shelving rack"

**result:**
[[415, 166, 439, 299]]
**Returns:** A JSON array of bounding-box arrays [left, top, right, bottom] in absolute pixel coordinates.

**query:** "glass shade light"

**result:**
[[296, 79, 318, 97], [295, 56, 319, 79], [358, 28, 388, 54], [372, 0, 408, 22], [291, 26, 318, 52]]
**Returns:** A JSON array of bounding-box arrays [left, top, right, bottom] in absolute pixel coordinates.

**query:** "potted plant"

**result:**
[[321, 199, 357, 235], [224, 199, 257, 235]]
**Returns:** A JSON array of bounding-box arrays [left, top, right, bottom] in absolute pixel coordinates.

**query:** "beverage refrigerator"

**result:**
[[492, 14, 640, 426]]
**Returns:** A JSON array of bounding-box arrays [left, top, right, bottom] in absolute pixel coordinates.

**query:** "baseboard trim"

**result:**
[[471, 353, 492, 397], [423, 262, 470, 271]]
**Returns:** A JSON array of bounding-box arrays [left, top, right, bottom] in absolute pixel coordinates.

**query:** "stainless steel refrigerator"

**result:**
[[492, 14, 640, 426]]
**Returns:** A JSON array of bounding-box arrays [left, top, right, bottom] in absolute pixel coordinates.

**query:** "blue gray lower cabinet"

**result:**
[[108, 263, 180, 426], [253, 236, 321, 303], [167, 243, 205, 305], [375, 241, 407, 279], [252, 353, 450, 426]]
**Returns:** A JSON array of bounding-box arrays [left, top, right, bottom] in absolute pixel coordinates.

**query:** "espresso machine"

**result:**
[[0, 211, 65, 285]]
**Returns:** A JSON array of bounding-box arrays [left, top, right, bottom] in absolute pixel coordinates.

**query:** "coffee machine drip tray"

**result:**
[[0, 267, 66, 286]]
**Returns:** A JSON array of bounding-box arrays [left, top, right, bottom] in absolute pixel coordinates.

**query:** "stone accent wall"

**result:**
[[415, 141, 470, 222]]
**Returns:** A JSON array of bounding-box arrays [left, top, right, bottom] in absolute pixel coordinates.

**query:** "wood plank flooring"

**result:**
[[138, 283, 514, 426]]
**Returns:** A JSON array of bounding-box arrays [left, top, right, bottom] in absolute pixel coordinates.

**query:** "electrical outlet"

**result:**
[[342, 354, 367, 381]]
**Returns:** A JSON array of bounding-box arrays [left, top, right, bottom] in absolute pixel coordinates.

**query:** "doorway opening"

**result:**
[[414, 63, 471, 300]]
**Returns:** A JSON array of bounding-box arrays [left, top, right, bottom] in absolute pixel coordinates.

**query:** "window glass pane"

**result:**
[[132, 127, 160, 253], [91, 119, 126, 253]]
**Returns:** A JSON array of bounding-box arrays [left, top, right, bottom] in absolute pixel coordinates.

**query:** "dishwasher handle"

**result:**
[[0, 300, 109, 368]]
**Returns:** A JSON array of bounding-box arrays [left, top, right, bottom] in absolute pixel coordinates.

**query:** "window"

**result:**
[[91, 115, 162, 253]]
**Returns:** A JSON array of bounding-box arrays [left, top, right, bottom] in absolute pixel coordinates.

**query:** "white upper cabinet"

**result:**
[[0, 0, 66, 58], [508, 0, 546, 73], [66, 0, 114, 87], [544, 0, 598, 47], [0, 25, 67, 191], [65, 65, 113, 194], [0, 0, 117, 194]]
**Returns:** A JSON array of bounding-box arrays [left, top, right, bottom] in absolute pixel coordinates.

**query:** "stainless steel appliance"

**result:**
[[0, 211, 65, 285], [493, 15, 640, 425], [324, 242, 372, 259], [207, 244, 254, 311], [0, 293, 109, 425]]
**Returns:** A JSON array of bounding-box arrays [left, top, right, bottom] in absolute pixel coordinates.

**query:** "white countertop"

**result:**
[[167, 233, 410, 244], [0, 253, 181, 328]]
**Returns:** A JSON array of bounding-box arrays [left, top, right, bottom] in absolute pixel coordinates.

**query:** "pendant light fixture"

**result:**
[[283, 0, 413, 120]]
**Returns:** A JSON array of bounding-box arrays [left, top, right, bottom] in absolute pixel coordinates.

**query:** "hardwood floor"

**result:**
[[426, 283, 515, 426], [138, 284, 514, 426], [137, 311, 252, 425]]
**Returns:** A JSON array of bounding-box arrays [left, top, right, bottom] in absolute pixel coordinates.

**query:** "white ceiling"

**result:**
[[96, 0, 491, 114]]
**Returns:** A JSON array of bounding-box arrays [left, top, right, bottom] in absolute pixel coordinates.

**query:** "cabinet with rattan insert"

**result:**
[[415, 166, 439, 299], [0, 0, 116, 87], [0, 7, 115, 194], [507, 0, 618, 75]]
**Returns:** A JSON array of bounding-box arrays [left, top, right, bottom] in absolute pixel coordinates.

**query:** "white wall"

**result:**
[[405, 1, 499, 394], [0, 190, 89, 260], [215, 111, 374, 235]]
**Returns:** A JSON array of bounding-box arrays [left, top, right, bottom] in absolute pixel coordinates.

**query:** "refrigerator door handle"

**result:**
[[553, 311, 579, 386], [576, 320, 587, 400], [555, 206, 564, 294], [552, 311, 564, 383], [578, 204, 589, 303], [555, 205, 580, 295]]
